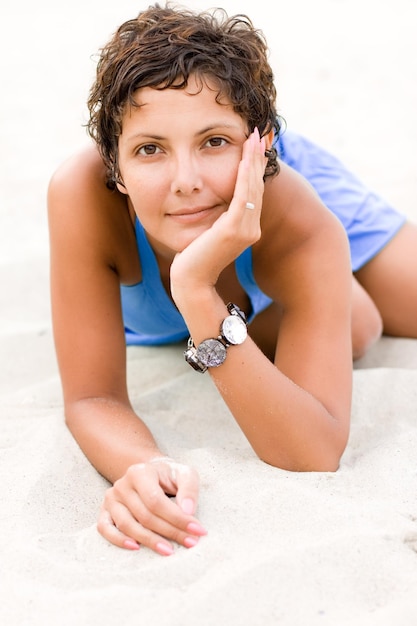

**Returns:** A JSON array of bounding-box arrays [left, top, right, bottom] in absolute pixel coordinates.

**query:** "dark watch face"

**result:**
[[196, 338, 227, 367]]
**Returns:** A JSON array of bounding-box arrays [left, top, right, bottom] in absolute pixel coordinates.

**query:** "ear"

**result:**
[[264, 128, 275, 151], [116, 181, 128, 195]]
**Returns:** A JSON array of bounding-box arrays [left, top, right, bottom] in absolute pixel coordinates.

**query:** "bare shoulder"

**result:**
[[48, 144, 125, 229], [259, 161, 347, 255], [48, 144, 139, 281], [254, 161, 350, 299]]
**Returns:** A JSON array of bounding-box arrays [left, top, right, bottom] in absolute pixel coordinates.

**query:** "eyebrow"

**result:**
[[123, 123, 244, 144]]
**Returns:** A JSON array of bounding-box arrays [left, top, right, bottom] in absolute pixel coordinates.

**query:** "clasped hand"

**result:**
[[97, 457, 206, 556]]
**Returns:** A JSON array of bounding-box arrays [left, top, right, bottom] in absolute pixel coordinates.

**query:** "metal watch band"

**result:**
[[183, 303, 248, 372]]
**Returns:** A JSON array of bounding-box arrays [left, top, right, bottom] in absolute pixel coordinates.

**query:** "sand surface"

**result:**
[[1, 0, 417, 624]]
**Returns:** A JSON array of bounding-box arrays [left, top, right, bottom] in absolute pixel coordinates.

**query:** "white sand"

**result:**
[[1, 1, 417, 624]]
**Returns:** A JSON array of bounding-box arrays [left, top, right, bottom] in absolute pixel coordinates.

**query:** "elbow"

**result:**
[[302, 456, 342, 473], [63, 397, 90, 435], [258, 437, 347, 473], [261, 454, 342, 473]]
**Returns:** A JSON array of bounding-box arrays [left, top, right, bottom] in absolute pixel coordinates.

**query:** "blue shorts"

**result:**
[[276, 131, 406, 271]]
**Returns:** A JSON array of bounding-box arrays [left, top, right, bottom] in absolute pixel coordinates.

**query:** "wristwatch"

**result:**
[[184, 303, 248, 372]]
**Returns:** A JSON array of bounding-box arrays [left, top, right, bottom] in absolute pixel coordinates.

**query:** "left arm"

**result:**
[[170, 133, 352, 472]]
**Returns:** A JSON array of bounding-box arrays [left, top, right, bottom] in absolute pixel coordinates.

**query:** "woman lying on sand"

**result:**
[[48, 3, 417, 555]]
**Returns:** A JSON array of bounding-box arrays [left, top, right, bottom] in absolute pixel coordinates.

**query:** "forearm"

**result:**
[[176, 289, 350, 472], [212, 340, 348, 471], [65, 397, 164, 483]]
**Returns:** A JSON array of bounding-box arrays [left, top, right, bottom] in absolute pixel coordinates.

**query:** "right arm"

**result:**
[[47, 146, 205, 554]]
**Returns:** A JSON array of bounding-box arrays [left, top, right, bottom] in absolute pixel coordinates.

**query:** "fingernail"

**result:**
[[181, 498, 194, 515], [186, 522, 208, 536], [184, 536, 199, 548], [156, 542, 174, 556], [124, 539, 140, 551]]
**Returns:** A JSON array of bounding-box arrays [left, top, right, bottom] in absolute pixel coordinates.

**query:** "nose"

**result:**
[[170, 151, 202, 195]]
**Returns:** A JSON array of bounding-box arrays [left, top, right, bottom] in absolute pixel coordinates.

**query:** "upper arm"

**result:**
[[47, 147, 131, 406], [257, 164, 353, 428]]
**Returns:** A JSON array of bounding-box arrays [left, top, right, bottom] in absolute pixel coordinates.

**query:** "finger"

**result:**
[[106, 494, 205, 555], [149, 458, 200, 505], [97, 505, 141, 551], [116, 464, 207, 545], [127, 463, 207, 534], [245, 129, 267, 209], [233, 130, 265, 212], [171, 463, 200, 516], [145, 460, 207, 541], [99, 499, 178, 556]]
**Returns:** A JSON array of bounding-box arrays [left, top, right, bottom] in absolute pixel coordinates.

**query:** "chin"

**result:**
[[170, 227, 207, 253]]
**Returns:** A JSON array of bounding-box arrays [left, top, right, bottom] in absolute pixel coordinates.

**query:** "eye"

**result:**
[[137, 144, 162, 156], [204, 137, 227, 148]]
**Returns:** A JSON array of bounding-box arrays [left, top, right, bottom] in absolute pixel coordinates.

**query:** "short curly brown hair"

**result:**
[[87, 3, 281, 188]]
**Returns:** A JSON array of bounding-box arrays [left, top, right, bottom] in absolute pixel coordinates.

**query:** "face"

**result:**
[[117, 75, 249, 259]]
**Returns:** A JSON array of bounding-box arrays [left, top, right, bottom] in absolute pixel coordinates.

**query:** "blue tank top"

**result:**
[[121, 219, 273, 345], [121, 128, 406, 345]]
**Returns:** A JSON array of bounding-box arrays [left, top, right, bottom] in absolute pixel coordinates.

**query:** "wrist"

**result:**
[[171, 282, 218, 312], [184, 302, 248, 372], [173, 287, 228, 336], [149, 455, 175, 464]]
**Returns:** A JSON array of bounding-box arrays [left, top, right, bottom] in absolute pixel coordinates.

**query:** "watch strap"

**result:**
[[184, 303, 248, 372]]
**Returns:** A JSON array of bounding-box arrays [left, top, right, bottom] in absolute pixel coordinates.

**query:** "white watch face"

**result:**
[[222, 315, 247, 345]]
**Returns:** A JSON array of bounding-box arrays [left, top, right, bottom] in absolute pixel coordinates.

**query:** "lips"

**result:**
[[167, 205, 217, 223], [169, 206, 212, 216]]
